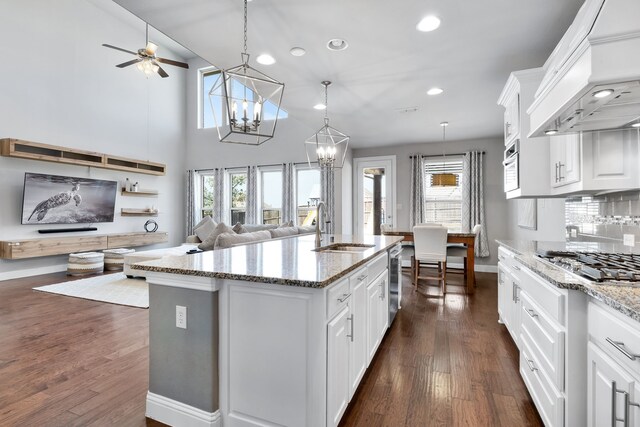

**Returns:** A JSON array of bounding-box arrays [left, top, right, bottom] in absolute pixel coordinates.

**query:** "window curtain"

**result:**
[[282, 163, 295, 223], [462, 151, 490, 257], [245, 166, 258, 224], [409, 155, 426, 227], [320, 167, 335, 234], [212, 168, 225, 223], [185, 170, 199, 236]]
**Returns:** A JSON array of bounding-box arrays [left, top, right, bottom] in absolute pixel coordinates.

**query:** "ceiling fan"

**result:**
[[102, 23, 189, 78]]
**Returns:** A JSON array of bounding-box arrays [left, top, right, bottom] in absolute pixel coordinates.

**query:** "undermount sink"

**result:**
[[313, 243, 375, 253]]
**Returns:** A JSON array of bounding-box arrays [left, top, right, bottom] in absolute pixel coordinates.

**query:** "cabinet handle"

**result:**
[[525, 358, 537, 372], [525, 308, 538, 319], [347, 314, 354, 342], [498, 255, 505, 261], [379, 279, 386, 300], [513, 284, 520, 303], [606, 337, 640, 361], [512, 283, 516, 302], [558, 162, 565, 181], [357, 275, 368, 282], [513, 265, 521, 271], [554, 163, 559, 183], [337, 293, 351, 303], [612, 381, 629, 427]]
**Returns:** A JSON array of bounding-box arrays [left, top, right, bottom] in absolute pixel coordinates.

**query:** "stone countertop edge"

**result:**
[[136, 237, 403, 289], [497, 240, 640, 324]]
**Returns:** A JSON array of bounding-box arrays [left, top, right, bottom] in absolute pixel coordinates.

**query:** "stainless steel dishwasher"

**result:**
[[388, 244, 402, 325]]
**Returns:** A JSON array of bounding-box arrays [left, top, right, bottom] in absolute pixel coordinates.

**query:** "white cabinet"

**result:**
[[550, 130, 640, 195], [588, 342, 639, 427], [497, 248, 521, 349], [348, 271, 368, 398], [550, 134, 581, 188], [327, 304, 351, 426], [498, 68, 550, 199], [366, 271, 387, 364]]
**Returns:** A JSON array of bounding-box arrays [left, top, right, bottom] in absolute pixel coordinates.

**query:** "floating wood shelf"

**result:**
[[0, 232, 168, 259], [121, 189, 159, 197], [0, 138, 166, 176], [121, 208, 159, 217]]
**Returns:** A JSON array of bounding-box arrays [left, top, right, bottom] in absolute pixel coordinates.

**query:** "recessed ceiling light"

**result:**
[[417, 15, 441, 32], [632, 122, 640, 128], [256, 54, 275, 65], [327, 38, 348, 51], [427, 87, 444, 96], [593, 89, 614, 98], [440, 121, 449, 127], [545, 129, 558, 135], [290, 47, 306, 57], [313, 103, 326, 110]]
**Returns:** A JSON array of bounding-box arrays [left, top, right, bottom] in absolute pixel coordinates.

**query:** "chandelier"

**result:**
[[208, 0, 284, 145], [305, 81, 349, 169], [431, 122, 458, 187]]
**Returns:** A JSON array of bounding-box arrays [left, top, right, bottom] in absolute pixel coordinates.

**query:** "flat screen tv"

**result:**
[[21, 173, 118, 225]]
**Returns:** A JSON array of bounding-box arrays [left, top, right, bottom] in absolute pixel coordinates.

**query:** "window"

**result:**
[[200, 67, 288, 130], [296, 168, 321, 226], [228, 171, 247, 224], [424, 158, 463, 231], [261, 169, 282, 224], [201, 173, 215, 219]]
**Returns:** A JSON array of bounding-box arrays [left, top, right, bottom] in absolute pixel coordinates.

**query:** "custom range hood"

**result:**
[[528, 0, 640, 137]]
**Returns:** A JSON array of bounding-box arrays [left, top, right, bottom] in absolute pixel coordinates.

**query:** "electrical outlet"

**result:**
[[176, 305, 187, 329], [624, 234, 635, 247]]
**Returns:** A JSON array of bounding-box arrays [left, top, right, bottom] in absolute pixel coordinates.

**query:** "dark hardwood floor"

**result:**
[[0, 268, 541, 426]]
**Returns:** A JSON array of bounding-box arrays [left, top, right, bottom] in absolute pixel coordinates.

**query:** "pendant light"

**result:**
[[305, 81, 349, 169], [431, 122, 458, 187], [208, 0, 284, 145]]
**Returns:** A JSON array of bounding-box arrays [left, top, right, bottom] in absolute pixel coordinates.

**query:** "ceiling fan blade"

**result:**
[[102, 44, 137, 56], [155, 64, 169, 78], [156, 57, 189, 69], [116, 58, 142, 68]]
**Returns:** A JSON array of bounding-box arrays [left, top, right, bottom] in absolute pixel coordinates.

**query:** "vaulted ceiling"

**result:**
[[115, 0, 584, 148]]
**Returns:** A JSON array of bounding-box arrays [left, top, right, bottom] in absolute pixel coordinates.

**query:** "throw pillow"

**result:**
[[215, 230, 272, 249], [198, 222, 235, 251], [193, 216, 217, 242], [233, 222, 248, 234], [269, 227, 298, 238], [278, 220, 294, 228], [296, 225, 316, 234]]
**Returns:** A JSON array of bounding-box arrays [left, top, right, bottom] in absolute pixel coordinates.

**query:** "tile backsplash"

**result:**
[[565, 191, 640, 243]]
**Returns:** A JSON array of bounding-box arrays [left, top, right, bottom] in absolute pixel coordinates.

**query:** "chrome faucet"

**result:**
[[315, 201, 327, 248]]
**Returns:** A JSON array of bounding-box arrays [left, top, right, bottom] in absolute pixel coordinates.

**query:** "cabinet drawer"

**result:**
[[520, 339, 565, 427], [327, 278, 351, 320], [520, 292, 565, 391], [518, 266, 565, 325], [366, 253, 387, 283], [589, 301, 640, 379]]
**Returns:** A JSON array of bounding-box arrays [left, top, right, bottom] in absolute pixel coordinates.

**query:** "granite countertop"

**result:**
[[133, 234, 403, 288], [497, 240, 640, 323]]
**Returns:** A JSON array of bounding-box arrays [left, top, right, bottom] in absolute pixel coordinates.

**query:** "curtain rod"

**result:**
[[195, 161, 312, 173], [409, 151, 485, 159]]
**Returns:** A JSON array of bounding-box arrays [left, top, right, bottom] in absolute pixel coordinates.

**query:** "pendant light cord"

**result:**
[[324, 84, 329, 123], [242, 0, 248, 64]]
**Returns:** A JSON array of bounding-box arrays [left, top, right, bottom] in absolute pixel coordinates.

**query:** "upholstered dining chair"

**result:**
[[412, 224, 449, 295], [446, 223, 482, 284]]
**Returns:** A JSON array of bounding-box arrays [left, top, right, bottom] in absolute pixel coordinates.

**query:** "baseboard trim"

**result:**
[[146, 392, 221, 427], [0, 264, 67, 281]]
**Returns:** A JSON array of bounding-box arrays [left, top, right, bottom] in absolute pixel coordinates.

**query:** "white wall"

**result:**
[[353, 137, 509, 267], [0, 0, 187, 279], [184, 57, 351, 232]]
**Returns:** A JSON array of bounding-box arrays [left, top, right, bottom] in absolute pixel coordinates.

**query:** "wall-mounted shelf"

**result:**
[[121, 208, 159, 217], [0, 232, 168, 259], [121, 189, 159, 197], [0, 138, 166, 176]]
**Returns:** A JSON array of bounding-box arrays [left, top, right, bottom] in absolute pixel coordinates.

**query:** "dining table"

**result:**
[[381, 229, 476, 294]]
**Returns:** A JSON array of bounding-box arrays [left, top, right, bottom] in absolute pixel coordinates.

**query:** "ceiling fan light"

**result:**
[[145, 42, 158, 55]]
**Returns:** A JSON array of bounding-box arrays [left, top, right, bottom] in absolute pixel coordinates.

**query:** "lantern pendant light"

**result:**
[[208, 0, 284, 145], [431, 122, 458, 187], [305, 81, 349, 169]]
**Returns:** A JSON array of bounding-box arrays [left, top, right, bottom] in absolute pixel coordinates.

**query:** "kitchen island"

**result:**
[[134, 234, 403, 427], [497, 240, 640, 427]]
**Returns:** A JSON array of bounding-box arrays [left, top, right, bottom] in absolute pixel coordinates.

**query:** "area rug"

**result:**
[[33, 273, 148, 308]]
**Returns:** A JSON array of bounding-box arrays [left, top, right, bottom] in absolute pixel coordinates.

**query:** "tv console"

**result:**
[[38, 227, 98, 234], [0, 232, 168, 259]]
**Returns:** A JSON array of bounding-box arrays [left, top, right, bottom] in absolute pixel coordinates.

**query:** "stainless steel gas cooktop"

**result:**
[[536, 249, 640, 285]]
